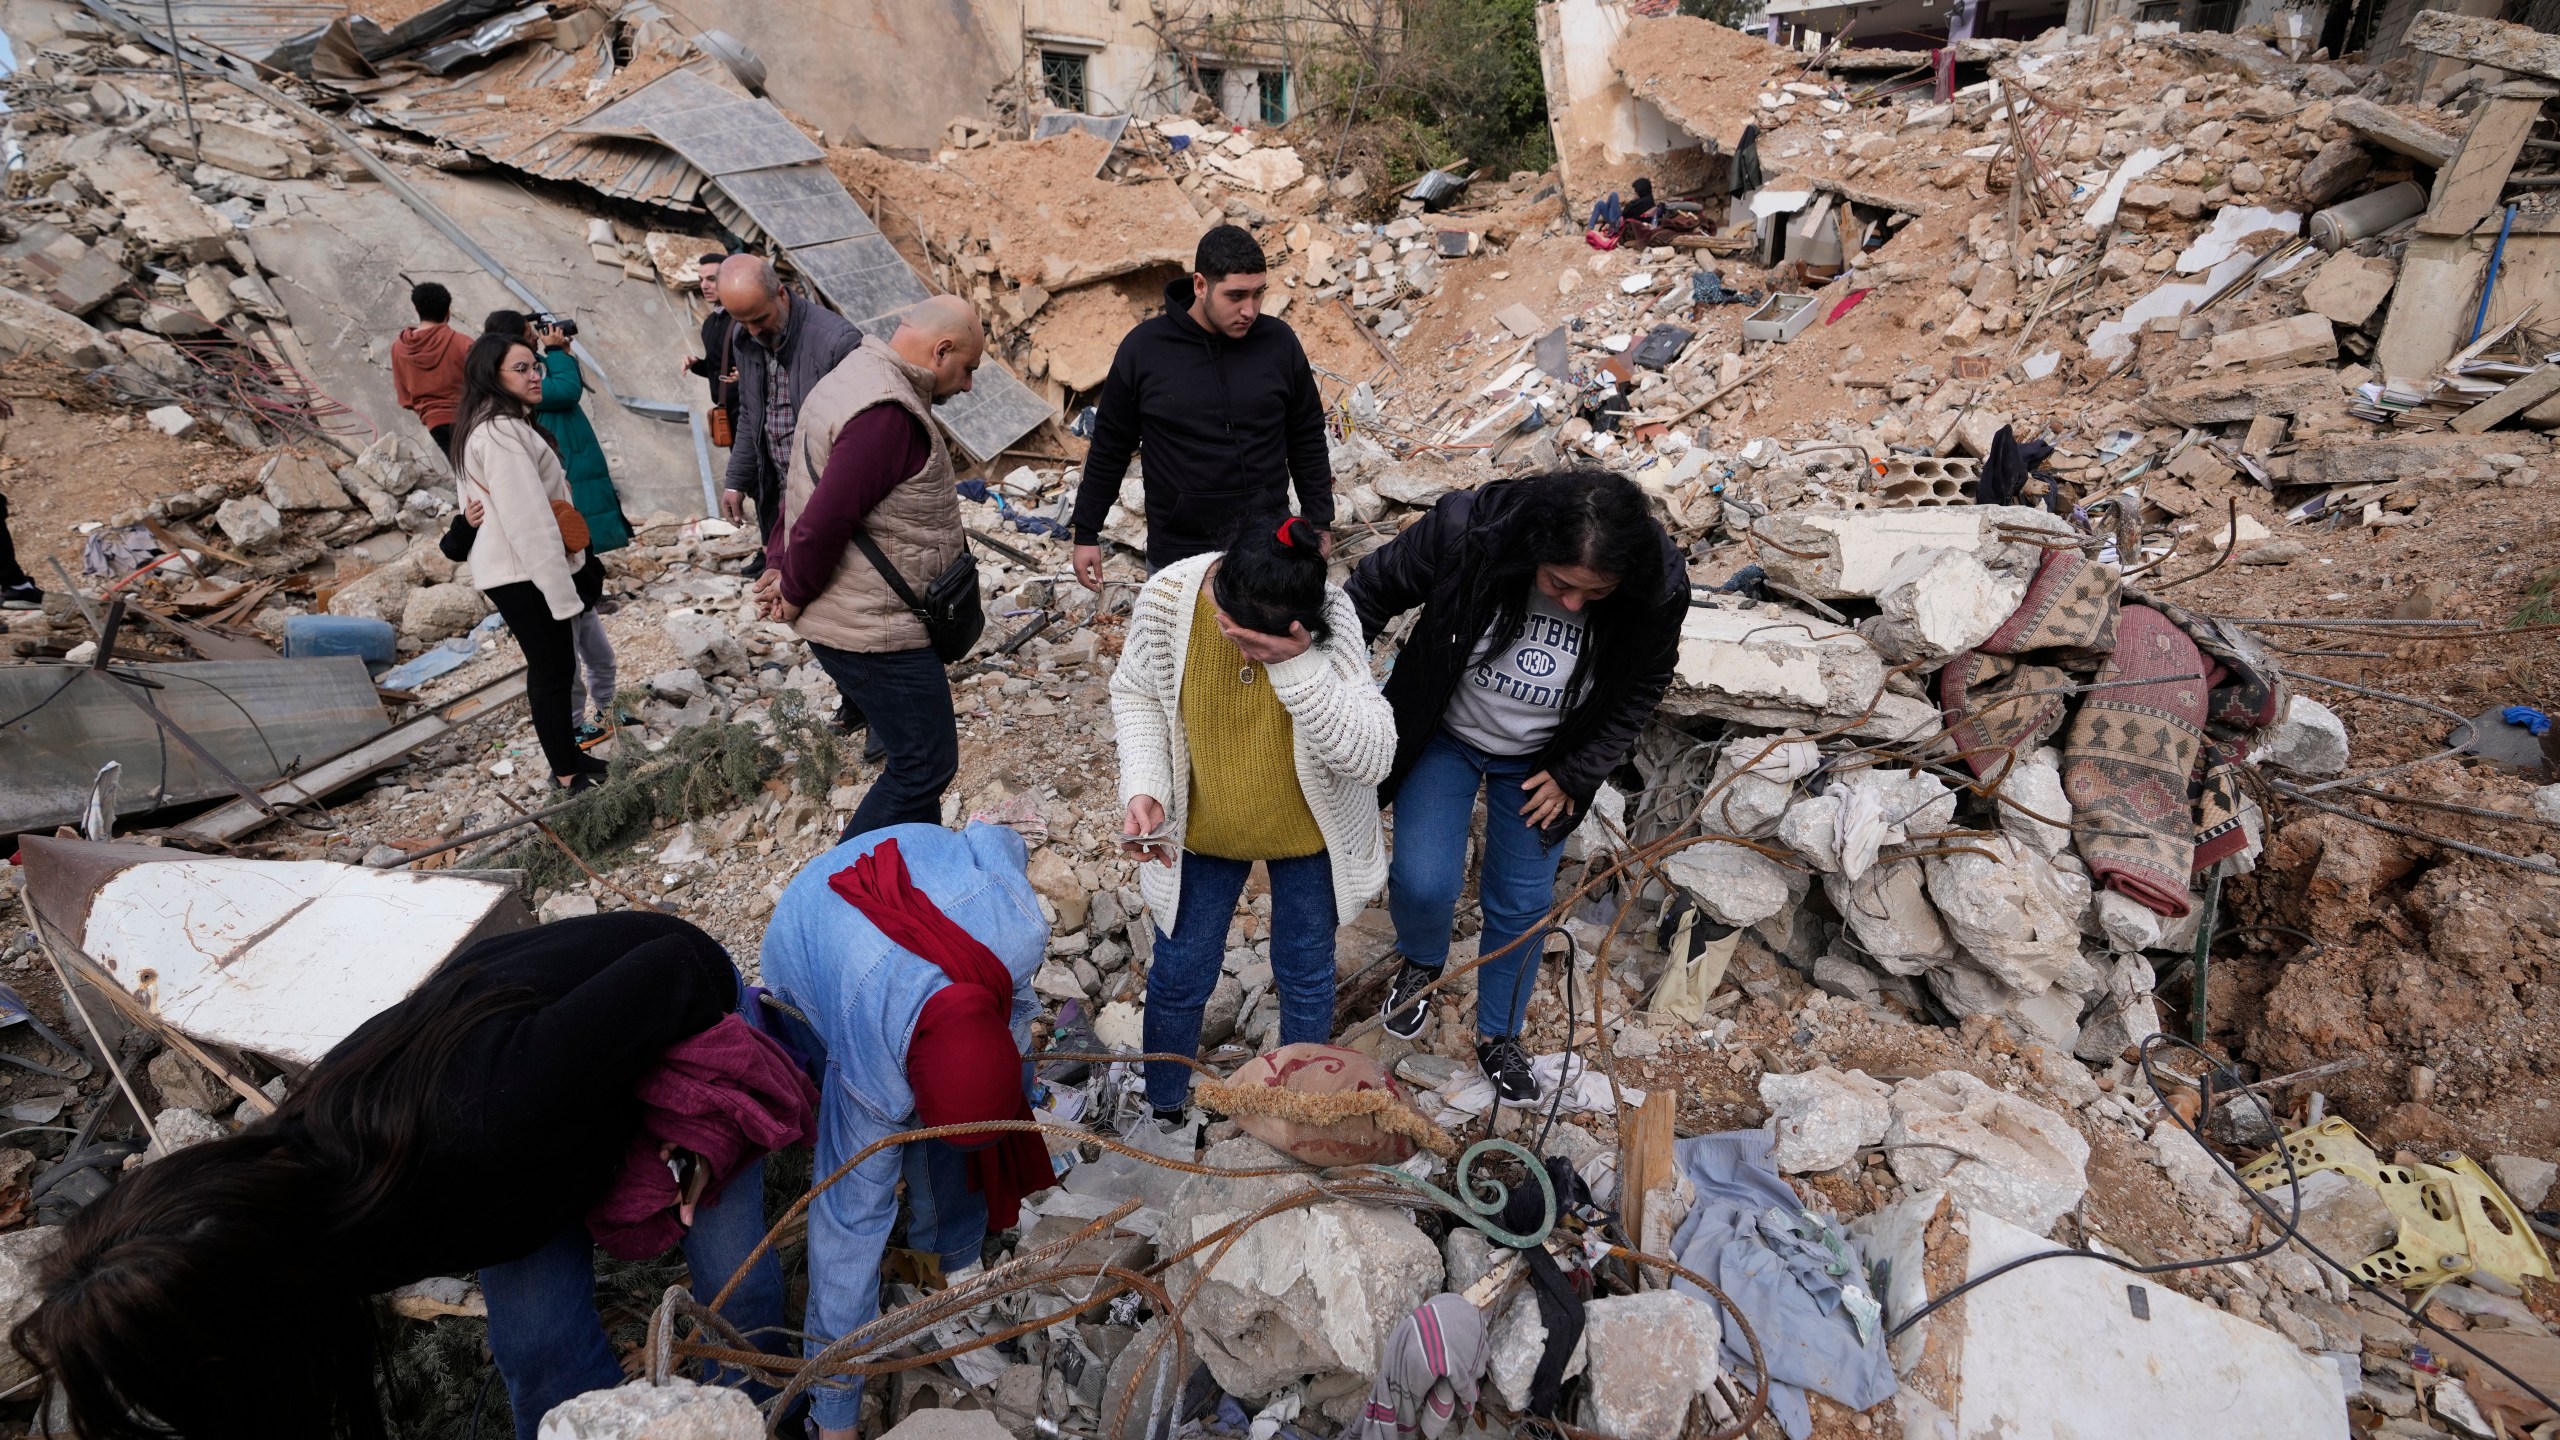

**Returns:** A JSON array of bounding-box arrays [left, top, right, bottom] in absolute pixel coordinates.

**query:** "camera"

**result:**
[[534, 313, 579, 339]]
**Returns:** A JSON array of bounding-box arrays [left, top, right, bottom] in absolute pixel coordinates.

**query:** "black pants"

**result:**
[[429, 422, 453, 458], [0, 491, 28, 588], [806, 641, 956, 838], [485, 581, 604, 782]]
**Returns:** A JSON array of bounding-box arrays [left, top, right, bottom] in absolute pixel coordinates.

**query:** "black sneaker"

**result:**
[[1380, 956, 1440, 1040], [0, 581, 39, 611], [1476, 1036, 1541, 1107]]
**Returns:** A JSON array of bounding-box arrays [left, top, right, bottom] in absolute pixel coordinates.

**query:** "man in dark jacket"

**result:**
[[1069, 225, 1333, 586], [684, 252, 736, 417], [719, 256, 862, 573]]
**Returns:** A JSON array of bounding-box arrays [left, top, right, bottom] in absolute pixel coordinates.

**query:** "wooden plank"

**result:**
[[2451, 364, 2560, 432], [175, 666, 528, 844], [2374, 233, 2490, 386], [0, 657, 387, 835], [2404, 9, 2560, 83], [2419, 87, 2556, 238], [1616, 1091, 1679, 1258]]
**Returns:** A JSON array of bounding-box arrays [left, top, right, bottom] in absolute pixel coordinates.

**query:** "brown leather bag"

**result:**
[[551, 498, 590, 555], [704, 324, 735, 447]]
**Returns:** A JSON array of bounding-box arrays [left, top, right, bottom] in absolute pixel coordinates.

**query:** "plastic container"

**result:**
[[282, 614, 397, 670], [1744, 293, 1817, 343]]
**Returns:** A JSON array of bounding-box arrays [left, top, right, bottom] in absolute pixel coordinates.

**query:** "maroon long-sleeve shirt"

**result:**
[[773, 403, 932, 609]]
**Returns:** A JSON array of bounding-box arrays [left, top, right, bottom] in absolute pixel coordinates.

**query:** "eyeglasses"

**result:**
[[501, 362, 542, 376]]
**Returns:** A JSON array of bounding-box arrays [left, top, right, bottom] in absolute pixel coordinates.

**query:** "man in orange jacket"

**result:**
[[392, 281, 471, 456]]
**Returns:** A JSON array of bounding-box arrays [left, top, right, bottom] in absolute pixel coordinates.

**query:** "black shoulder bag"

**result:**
[[849, 531, 983, 663]]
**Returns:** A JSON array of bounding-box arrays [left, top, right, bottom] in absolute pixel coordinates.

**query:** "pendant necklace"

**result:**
[[1239, 664, 1257, 685]]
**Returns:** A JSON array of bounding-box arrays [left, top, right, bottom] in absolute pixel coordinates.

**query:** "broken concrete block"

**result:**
[[2489, 1154, 2557, 1209], [145, 405, 196, 438], [1756, 505, 2073, 600], [1993, 747, 2072, 858], [262, 452, 353, 511], [147, 121, 295, 179], [1858, 544, 2031, 667], [1761, 1066, 1892, 1172], [646, 668, 706, 703], [62, 134, 234, 261], [1663, 603, 1941, 741], [662, 609, 746, 678], [44, 246, 129, 316], [0, 285, 109, 367], [2144, 366, 2339, 425], [183, 268, 237, 326], [1026, 846, 1089, 932], [143, 1106, 226, 1160], [1776, 792, 1844, 872], [2301, 251, 2396, 329], [534, 1378, 761, 1439], [2205, 312, 2335, 372], [2149, 1122, 2257, 1238], [1580, 1291, 1722, 1437], [1886, 1070, 2089, 1236], [327, 556, 420, 623], [1701, 734, 1815, 837], [400, 583, 487, 642], [2296, 137, 2373, 207], [1925, 836, 2091, 994], [1163, 1137, 1443, 1418], [2253, 695, 2349, 777], [228, 270, 288, 320], [1825, 863, 1955, 971], [2261, 1168, 2400, 1258], [108, 327, 192, 384], [1661, 840, 1800, 928], [2093, 888, 2165, 953], [0, 1228, 60, 1391], [213, 494, 282, 550], [1885, 1207, 2347, 1437], [1370, 465, 1466, 508]]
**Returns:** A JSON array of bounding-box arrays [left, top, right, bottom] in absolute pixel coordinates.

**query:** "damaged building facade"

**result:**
[[0, 0, 2556, 1434]]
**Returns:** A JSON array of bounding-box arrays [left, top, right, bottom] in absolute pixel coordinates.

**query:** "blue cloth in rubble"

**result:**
[[1668, 1130, 1896, 1440]]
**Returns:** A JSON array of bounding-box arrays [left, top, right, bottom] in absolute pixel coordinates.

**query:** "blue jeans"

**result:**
[[1143, 849, 1337, 1111], [1387, 730, 1565, 1039], [478, 1155, 787, 1440], [808, 642, 958, 839]]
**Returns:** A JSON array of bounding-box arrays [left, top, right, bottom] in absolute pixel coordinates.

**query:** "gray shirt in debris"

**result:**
[[1440, 587, 1587, 758]]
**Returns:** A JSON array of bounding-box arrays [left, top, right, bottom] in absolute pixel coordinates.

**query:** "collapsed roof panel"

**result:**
[[792, 232, 933, 330], [347, 49, 720, 208], [709, 164, 880, 248], [1610, 13, 1799, 150], [937, 365, 1061, 466], [627, 70, 825, 176]]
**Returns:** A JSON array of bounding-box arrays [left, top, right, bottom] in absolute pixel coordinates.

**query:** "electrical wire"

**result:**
[[1881, 1033, 2560, 1421]]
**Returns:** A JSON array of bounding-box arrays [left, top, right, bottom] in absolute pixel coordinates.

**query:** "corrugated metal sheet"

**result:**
[[106, 0, 341, 64], [343, 55, 737, 208]]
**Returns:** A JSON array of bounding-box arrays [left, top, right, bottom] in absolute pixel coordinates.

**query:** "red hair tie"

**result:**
[[1275, 517, 1301, 546]]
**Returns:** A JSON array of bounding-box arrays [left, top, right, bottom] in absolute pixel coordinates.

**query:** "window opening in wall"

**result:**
[[1042, 50, 1088, 112], [1256, 69, 1287, 124], [1193, 65, 1225, 110]]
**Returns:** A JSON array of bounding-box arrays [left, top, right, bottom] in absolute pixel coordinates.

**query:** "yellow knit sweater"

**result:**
[[1179, 589, 1325, 860]]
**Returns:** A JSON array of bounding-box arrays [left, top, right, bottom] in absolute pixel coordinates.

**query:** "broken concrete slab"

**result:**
[[2490, 1154, 2557, 1209], [663, 609, 747, 678], [2254, 696, 2351, 777], [2300, 251, 2397, 329], [1664, 603, 1943, 741], [2295, 138, 2372, 208], [1886, 1207, 2348, 1438], [2332, 97, 2460, 168], [2204, 312, 2336, 372], [2404, 9, 2560, 84], [1662, 840, 1802, 928], [62, 133, 235, 262], [43, 246, 129, 317], [0, 1228, 61, 1392], [2272, 431, 2513, 487], [262, 451, 353, 511], [534, 1379, 762, 1439], [214, 494, 283, 550], [1761, 1066, 1893, 1173], [1756, 505, 2073, 600], [1924, 837, 2091, 994], [1885, 1070, 2088, 1237], [2260, 1168, 2400, 1258], [1579, 1291, 1723, 1436], [1826, 863, 1956, 971], [1859, 545, 2031, 667], [146, 121, 297, 180], [0, 285, 109, 367], [2143, 367, 2340, 425], [1162, 1136, 1443, 1417]]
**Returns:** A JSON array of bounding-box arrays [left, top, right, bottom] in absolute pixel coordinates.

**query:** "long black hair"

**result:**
[[1212, 512, 1331, 641], [1464, 468, 1667, 711], [444, 330, 552, 473], [11, 964, 546, 1440]]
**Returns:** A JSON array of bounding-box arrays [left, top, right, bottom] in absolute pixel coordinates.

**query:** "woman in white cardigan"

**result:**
[[447, 332, 607, 792], [1110, 516, 1397, 1125]]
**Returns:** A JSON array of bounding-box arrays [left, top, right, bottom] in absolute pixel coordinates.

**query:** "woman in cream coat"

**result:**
[[1109, 514, 1397, 1126], [447, 331, 607, 791]]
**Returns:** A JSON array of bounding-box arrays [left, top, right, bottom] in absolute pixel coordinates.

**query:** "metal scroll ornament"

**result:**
[[1358, 1137, 1556, 1249]]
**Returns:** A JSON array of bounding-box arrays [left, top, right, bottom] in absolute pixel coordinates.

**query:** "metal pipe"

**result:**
[[2470, 204, 2518, 345]]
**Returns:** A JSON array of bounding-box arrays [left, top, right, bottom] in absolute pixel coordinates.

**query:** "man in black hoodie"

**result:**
[[1070, 225, 1333, 587]]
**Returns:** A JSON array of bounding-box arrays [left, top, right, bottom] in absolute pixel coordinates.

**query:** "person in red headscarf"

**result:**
[[756, 820, 1052, 1439]]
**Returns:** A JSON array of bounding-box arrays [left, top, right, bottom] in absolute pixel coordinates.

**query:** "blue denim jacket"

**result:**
[[756, 822, 1048, 1426]]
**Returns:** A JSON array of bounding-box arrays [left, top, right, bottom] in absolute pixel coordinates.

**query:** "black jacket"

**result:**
[[1069, 277, 1334, 568], [318, 911, 737, 1291], [687, 307, 738, 414], [1346, 479, 1689, 844], [724, 293, 863, 507]]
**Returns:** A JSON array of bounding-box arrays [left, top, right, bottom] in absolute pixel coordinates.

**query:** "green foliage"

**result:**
[[1384, 0, 1556, 179], [2515, 567, 2560, 629], [377, 1312, 496, 1440], [496, 695, 849, 888], [1679, 0, 1762, 26]]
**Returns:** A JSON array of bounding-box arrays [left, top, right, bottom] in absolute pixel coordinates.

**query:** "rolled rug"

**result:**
[[2063, 603, 2210, 917]]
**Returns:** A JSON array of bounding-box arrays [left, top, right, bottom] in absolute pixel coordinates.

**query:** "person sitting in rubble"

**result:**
[[1109, 512, 1397, 1128], [757, 821, 1053, 1440], [1350, 469, 1688, 1106], [450, 326, 610, 791], [10, 912, 797, 1440]]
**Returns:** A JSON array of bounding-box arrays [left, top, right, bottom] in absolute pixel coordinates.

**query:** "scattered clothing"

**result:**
[[1977, 424, 2030, 508], [1440, 1051, 1640, 1117], [1357, 1293, 1490, 1440], [1692, 271, 1759, 307], [2063, 603, 2209, 916], [392, 321, 470, 430], [2505, 705, 2554, 738], [1069, 276, 1335, 570], [1668, 1131, 1896, 1440], [1981, 548, 2118, 659], [586, 1014, 817, 1261], [1938, 653, 2072, 780]]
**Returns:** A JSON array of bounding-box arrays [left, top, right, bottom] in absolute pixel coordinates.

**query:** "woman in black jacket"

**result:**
[[12, 913, 791, 1440], [1347, 469, 1688, 1105]]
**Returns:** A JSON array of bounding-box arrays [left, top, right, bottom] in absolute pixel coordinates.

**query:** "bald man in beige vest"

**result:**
[[755, 295, 986, 839]]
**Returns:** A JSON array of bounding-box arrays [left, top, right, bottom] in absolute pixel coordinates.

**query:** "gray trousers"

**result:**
[[568, 609, 617, 725]]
